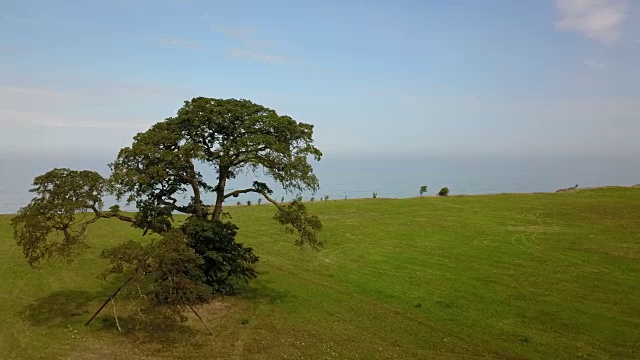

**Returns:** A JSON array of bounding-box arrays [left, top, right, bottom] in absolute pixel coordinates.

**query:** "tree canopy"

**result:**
[[110, 97, 322, 235]]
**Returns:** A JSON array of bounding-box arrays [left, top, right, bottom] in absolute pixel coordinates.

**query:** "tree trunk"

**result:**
[[85, 271, 137, 326], [191, 178, 203, 218], [211, 167, 228, 221]]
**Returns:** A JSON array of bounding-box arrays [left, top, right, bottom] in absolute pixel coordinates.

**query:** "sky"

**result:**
[[1, 0, 639, 159]]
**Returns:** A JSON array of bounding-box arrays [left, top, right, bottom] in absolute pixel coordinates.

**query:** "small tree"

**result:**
[[324, 195, 329, 201], [247, 200, 252, 206], [372, 192, 377, 199], [310, 197, 315, 202], [438, 187, 449, 197], [420, 185, 427, 197], [257, 198, 262, 206], [237, 201, 241, 206], [281, 196, 285, 203]]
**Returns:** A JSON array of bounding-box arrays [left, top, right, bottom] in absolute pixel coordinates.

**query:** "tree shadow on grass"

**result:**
[[96, 310, 202, 346], [21, 290, 99, 326], [241, 277, 292, 305], [22, 289, 202, 347]]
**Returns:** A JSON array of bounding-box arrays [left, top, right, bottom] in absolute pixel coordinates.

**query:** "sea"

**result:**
[[1, 152, 639, 214]]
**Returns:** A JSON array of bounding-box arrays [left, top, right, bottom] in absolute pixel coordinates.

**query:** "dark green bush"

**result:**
[[181, 217, 259, 295], [438, 187, 449, 196]]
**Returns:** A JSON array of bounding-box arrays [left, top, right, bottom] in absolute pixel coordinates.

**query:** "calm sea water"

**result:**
[[1, 152, 638, 214]]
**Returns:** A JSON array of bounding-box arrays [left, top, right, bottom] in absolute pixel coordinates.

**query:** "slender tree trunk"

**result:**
[[189, 306, 214, 335], [191, 178, 203, 218], [211, 168, 228, 221], [189, 162, 204, 218], [111, 298, 122, 332], [85, 271, 137, 326]]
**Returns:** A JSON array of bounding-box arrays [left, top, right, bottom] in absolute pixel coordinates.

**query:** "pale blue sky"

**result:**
[[1, 0, 638, 158]]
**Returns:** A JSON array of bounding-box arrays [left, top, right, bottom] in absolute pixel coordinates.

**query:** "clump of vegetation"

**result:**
[[438, 187, 450, 197], [180, 217, 258, 295], [420, 185, 427, 197], [324, 195, 329, 201], [310, 197, 315, 202], [281, 196, 285, 203], [556, 184, 579, 193], [257, 198, 262, 206], [372, 192, 378, 199], [247, 200, 252, 206]]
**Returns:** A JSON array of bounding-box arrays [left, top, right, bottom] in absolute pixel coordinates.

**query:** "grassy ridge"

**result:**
[[1, 187, 639, 359]]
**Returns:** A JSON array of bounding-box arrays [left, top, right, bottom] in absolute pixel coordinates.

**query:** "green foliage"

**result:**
[[100, 229, 212, 321], [108, 204, 121, 213], [181, 217, 258, 295], [12, 169, 110, 266], [372, 192, 378, 199], [237, 201, 241, 206], [247, 200, 252, 206], [110, 97, 322, 223], [280, 196, 285, 203], [420, 185, 427, 196], [257, 198, 262, 205], [273, 200, 323, 249], [324, 195, 329, 201], [438, 187, 450, 197], [310, 197, 315, 202]]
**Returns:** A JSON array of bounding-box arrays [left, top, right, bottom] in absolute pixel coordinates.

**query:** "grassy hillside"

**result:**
[[1, 187, 639, 359]]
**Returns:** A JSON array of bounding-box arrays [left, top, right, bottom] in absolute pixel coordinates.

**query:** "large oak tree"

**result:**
[[12, 97, 324, 324]]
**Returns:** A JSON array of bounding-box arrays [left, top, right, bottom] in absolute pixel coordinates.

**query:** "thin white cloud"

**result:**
[[211, 25, 256, 40], [229, 49, 288, 64], [160, 37, 200, 49], [0, 109, 149, 130], [0, 86, 69, 99], [555, 0, 629, 44], [212, 24, 290, 64], [0, 83, 182, 130], [584, 59, 607, 69]]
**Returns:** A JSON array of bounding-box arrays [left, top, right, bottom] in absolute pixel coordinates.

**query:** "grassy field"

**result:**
[[1, 187, 639, 359]]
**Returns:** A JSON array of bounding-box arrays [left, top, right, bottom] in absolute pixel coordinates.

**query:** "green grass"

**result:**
[[1, 187, 639, 359]]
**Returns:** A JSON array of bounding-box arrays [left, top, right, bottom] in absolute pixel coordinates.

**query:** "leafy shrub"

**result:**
[[310, 197, 315, 202], [247, 200, 252, 206], [420, 185, 427, 196], [237, 201, 241, 206], [324, 195, 329, 201], [181, 217, 259, 295], [257, 198, 262, 205], [438, 187, 449, 196], [372, 192, 378, 199]]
